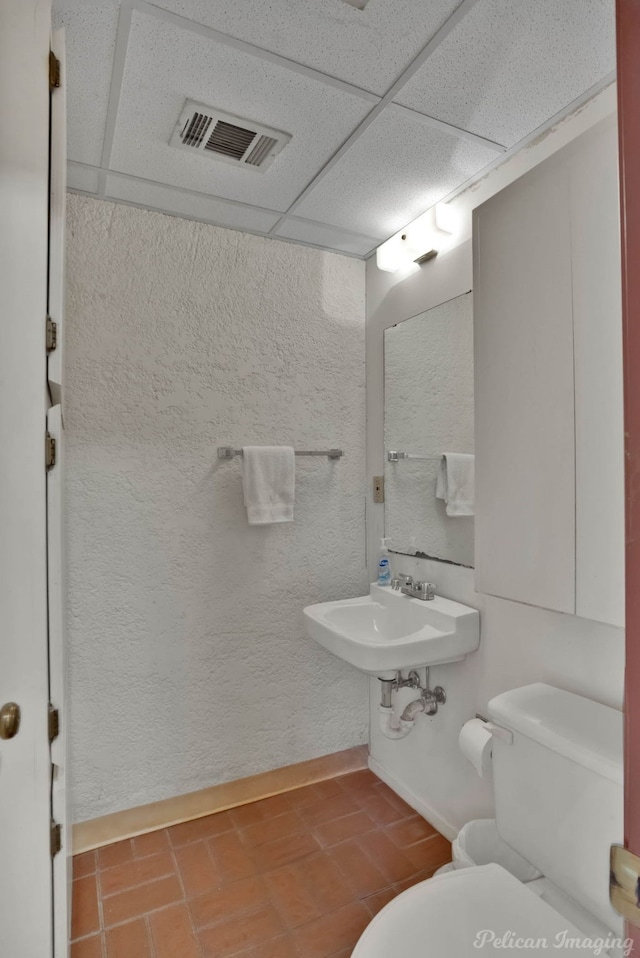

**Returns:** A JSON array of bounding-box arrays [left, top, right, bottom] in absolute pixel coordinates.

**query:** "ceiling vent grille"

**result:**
[[170, 100, 291, 172]]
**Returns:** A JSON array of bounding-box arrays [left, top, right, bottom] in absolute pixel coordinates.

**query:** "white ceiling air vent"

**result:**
[[170, 100, 292, 172]]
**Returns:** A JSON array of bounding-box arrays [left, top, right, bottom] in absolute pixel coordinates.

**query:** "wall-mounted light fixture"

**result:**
[[375, 204, 455, 273]]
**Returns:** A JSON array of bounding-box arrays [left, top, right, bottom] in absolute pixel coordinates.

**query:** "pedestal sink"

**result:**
[[304, 584, 479, 678]]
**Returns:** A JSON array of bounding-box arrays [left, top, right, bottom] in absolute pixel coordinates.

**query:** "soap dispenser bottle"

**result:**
[[377, 538, 392, 586]]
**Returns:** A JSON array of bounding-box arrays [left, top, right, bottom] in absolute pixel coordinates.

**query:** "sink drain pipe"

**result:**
[[378, 670, 445, 740]]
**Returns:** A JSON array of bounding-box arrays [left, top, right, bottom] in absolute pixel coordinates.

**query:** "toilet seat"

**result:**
[[351, 863, 609, 956]]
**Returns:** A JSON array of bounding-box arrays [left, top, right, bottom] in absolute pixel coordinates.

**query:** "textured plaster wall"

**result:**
[[65, 195, 368, 822], [384, 292, 474, 565]]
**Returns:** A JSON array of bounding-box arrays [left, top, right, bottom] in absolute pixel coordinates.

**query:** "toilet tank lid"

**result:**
[[487, 683, 623, 785]]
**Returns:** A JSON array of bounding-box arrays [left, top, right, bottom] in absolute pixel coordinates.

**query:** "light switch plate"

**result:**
[[373, 476, 384, 504]]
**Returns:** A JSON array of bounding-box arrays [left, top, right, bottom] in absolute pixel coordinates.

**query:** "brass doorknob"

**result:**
[[0, 702, 21, 740]]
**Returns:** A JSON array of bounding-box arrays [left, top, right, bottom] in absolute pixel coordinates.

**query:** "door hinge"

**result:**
[[46, 317, 57, 352], [610, 844, 640, 926], [49, 52, 61, 91], [48, 705, 60, 744], [45, 432, 56, 469], [50, 820, 62, 857]]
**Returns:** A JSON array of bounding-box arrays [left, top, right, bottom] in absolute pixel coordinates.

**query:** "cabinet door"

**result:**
[[570, 119, 624, 627], [473, 158, 576, 613]]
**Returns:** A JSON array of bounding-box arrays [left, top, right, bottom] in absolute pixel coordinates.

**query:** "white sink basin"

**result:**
[[304, 584, 480, 677]]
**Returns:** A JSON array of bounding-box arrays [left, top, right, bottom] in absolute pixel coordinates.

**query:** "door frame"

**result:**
[[617, 0, 640, 952], [0, 0, 55, 955]]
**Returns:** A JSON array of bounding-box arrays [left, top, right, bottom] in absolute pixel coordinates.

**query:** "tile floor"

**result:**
[[71, 769, 452, 958]]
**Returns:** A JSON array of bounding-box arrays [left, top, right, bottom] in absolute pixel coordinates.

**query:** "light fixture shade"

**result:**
[[375, 205, 454, 273]]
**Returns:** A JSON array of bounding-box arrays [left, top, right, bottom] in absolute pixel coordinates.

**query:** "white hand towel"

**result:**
[[241, 446, 295, 525], [436, 453, 475, 516]]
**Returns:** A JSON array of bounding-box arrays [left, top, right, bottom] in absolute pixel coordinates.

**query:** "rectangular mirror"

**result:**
[[384, 291, 474, 566]]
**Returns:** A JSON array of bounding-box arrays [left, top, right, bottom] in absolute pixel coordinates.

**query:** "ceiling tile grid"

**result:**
[[145, 0, 464, 95], [104, 173, 282, 234], [394, 0, 616, 148], [67, 161, 101, 195], [292, 106, 500, 239], [108, 9, 375, 212], [55, 0, 617, 257], [274, 217, 380, 257], [53, 0, 120, 165]]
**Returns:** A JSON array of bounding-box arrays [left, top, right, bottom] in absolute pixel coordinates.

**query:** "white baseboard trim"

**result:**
[[368, 756, 459, 842]]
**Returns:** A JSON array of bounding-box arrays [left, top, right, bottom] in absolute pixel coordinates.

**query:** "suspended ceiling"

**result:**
[[54, 0, 616, 258]]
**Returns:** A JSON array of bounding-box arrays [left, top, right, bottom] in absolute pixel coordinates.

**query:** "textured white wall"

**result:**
[[65, 195, 368, 823], [384, 292, 474, 565]]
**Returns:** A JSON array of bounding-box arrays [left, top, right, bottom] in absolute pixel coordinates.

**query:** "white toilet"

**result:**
[[353, 683, 625, 957]]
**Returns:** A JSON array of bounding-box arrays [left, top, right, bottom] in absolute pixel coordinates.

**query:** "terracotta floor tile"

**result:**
[[384, 815, 438, 848], [302, 853, 354, 913], [97, 841, 133, 871], [362, 886, 397, 916], [379, 788, 417, 818], [74, 851, 97, 880], [71, 935, 104, 958], [105, 918, 152, 958], [327, 839, 389, 898], [287, 779, 344, 807], [197, 904, 283, 957], [404, 833, 452, 871], [240, 809, 306, 848], [337, 769, 380, 795], [72, 875, 100, 940], [132, 830, 170, 859], [313, 810, 375, 847], [359, 831, 417, 884], [71, 771, 450, 958], [290, 902, 370, 958], [251, 832, 321, 872], [231, 934, 297, 958], [394, 867, 441, 895], [208, 830, 257, 883], [102, 875, 183, 927], [149, 903, 201, 958], [359, 791, 406, 826], [100, 851, 175, 897], [264, 863, 322, 929], [230, 794, 292, 829], [174, 840, 222, 897], [167, 811, 235, 847], [190, 875, 268, 929], [299, 792, 360, 829]]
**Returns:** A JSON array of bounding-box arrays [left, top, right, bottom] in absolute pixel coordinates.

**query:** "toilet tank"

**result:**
[[488, 683, 623, 932]]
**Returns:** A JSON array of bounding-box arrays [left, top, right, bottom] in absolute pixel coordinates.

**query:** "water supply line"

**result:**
[[378, 669, 446, 740]]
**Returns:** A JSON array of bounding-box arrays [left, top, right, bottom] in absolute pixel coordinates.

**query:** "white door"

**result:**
[[0, 1, 57, 955]]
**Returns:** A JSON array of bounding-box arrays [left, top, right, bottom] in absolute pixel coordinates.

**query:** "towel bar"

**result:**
[[218, 447, 343, 460]]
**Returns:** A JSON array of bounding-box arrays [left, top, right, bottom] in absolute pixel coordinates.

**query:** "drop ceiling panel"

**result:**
[[52, 0, 120, 165], [150, 0, 462, 95], [68, 162, 101, 194], [109, 10, 374, 212], [104, 175, 281, 233], [274, 218, 378, 257], [294, 107, 499, 239], [395, 0, 615, 148]]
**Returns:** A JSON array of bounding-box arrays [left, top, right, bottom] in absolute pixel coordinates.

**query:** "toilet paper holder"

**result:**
[[476, 713, 513, 745]]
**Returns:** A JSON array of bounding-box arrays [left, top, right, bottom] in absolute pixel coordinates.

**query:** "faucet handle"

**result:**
[[415, 581, 436, 600]]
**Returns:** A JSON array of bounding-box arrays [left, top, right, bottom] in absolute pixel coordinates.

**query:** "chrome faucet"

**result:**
[[391, 573, 436, 601]]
